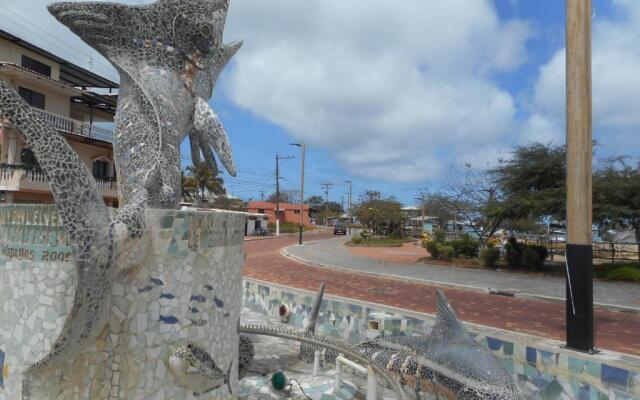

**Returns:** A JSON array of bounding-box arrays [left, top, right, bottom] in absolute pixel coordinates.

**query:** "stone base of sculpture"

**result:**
[[0, 205, 245, 400]]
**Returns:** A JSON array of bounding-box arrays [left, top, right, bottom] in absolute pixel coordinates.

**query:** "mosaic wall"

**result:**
[[242, 278, 640, 400], [0, 206, 245, 400]]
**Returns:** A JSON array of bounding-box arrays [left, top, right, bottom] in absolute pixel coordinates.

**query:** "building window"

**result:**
[[293, 210, 300, 214], [258, 209, 265, 214], [21, 55, 51, 78], [92, 160, 110, 179], [18, 87, 45, 110]]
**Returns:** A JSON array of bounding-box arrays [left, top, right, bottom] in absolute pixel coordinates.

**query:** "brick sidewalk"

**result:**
[[243, 234, 640, 356]]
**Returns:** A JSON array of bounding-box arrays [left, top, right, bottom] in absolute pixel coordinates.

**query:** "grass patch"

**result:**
[[594, 262, 640, 281], [268, 222, 311, 234]]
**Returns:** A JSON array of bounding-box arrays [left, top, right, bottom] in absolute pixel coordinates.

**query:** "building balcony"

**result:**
[[33, 108, 113, 143], [0, 164, 118, 198]]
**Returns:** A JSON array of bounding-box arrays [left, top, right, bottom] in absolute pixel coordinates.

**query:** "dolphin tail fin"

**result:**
[[429, 289, 467, 345], [305, 282, 325, 334]]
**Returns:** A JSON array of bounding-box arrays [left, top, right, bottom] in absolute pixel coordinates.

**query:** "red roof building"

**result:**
[[246, 201, 313, 226]]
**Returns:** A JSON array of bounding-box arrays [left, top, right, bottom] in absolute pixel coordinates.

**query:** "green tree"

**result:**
[[186, 162, 225, 204], [428, 165, 507, 246], [306, 195, 324, 207], [267, 190, 296, 203], [354, 195, 407, 237], [491, 142, 566, 220], [181, 171, 197, 202], [593, 158, 640, 244], [210, 195, 246, 211]]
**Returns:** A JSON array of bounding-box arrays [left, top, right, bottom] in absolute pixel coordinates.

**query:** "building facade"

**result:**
[[246, 201, 313, 227], [0, 29, 119, 206]]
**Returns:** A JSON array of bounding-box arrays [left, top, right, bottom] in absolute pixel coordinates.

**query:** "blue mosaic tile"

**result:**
[[601, 364, 628, 389], [0, 348, 4, 388], [526, 346, 537, 365], [577, 383, 590, 400], [486, 336, 503, 351]]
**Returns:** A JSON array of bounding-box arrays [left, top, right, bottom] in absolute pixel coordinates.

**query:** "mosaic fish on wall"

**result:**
[[168, 343, 232, 396], [48, 0, 241, 209]]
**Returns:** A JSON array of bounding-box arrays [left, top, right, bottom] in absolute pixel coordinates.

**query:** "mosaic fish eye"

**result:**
[[199, 23, 212, 37]]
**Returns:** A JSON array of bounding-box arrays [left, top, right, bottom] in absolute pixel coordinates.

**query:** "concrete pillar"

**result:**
[[0, 206, 245, 399]]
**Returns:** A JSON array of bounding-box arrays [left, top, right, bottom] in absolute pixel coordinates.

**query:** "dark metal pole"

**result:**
[[299, 143, 305, 245]]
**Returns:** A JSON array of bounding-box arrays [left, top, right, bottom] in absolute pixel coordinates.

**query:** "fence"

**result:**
[[515, 235, 639, 264]]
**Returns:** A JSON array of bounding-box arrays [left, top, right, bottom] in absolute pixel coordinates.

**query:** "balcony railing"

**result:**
[[32, 108, 113, 143], [0, 164, 117, 194]]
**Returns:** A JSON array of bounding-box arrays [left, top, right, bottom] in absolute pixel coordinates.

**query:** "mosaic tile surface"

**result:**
[[243, 279, 640, 400], [48, 0, 240, 209], [0, 208, 245, 400]]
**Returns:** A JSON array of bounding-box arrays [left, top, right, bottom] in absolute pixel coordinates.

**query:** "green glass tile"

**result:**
[[569, 357, 586, 373], [541, 380, 564, 399], [160, 215, 174, 229], [503, 341, 514, 356]]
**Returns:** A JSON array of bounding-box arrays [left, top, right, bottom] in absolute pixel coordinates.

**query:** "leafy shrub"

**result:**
[[521, 247, 542, 270], [424, 240, 440, 259], [505, 237, 526, 268], [527, 244, 549, 263], [433, 229, 447, 244], [605, 266, 640, 282], [450, 234, 480, 258], [438, 245, 455, 261], [480, 247, 501, 268], [505, 237, 549, 270], [350, 234, 363, 244]]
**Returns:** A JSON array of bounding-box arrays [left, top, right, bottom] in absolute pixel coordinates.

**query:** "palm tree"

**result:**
[[186, 162, 226, 204], [181, 170, 197, 203]]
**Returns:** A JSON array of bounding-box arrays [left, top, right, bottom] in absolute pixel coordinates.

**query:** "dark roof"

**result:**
[[0, 29, 118, 89]]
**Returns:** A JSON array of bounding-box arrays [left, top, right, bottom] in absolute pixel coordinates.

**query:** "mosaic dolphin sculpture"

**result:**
[[299, 282, 326, 362], [355, 290, 523, 399], [0, 80, 146, 371], [302, 285, 522, 399], [48, 0, 241, 209]]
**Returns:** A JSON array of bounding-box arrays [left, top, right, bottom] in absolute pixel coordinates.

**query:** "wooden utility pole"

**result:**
[[275, 155, 293, 237], [321, 183, 332, 229], [565, 0, 593, 352], [290, 143, 306, 245], [345, 180, 352, 234]]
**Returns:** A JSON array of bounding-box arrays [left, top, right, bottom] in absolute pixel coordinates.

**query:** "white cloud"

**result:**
[[527, 0, 640, 152], [223, 0, 531, 183]]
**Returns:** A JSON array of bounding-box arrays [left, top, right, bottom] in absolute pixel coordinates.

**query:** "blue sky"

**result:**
[[2, 0, 640, 206]]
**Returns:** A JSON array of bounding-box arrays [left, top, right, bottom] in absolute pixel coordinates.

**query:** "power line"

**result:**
[[0, 7, 116, 77]]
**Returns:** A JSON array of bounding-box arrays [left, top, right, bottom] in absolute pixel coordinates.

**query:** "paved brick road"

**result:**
[[244, 233, 640, 356]]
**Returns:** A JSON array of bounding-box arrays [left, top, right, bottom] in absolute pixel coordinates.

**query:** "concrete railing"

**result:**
[[0, 164, 117, 195], [32, 108, 113, 143]]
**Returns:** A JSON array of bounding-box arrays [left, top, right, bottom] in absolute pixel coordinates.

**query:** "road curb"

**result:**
[[281, 244, 640, 315]]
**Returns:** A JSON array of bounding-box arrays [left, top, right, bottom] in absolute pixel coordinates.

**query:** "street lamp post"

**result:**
[[290, 143, 306, 245]]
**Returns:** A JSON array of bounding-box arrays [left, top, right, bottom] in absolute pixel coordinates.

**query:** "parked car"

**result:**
[[333, 224, 347, 235], [253, 227, 269, 236]]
